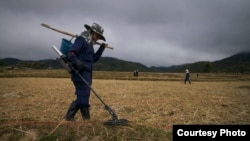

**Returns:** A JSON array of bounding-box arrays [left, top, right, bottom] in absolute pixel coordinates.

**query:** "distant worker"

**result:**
[[133, 69, 139, 77], [133, 70, 136, 77], [136, 69, 139, 77], [184, 69, 191, 84]]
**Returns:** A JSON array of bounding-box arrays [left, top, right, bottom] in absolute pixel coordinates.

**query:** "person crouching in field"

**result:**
[[184, 69, 191, 84], [65, 23, 107, 121]]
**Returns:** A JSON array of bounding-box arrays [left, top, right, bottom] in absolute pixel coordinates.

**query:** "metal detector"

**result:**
[[52, 45, 129, 126]]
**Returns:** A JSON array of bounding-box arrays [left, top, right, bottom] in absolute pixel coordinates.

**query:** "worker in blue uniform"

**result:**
[[65, 23, 107, 120]]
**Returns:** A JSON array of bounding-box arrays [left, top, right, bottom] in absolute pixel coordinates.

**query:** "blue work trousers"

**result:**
[[73, 81, 91, 108]]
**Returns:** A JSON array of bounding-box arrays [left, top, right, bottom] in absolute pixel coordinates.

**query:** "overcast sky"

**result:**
[[0, 0, 249, 67]]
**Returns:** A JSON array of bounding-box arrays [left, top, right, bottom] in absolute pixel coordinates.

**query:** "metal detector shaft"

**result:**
[[74, 70, 118, 120]]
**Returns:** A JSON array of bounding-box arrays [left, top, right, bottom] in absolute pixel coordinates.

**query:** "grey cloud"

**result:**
[[0, 0, 250, 67]]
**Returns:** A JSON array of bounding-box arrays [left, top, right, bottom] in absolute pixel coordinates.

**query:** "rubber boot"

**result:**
[[80, 108, 90, 120], [65, 101, 79, 121]]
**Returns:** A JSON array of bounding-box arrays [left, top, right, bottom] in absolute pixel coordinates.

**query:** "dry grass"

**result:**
[[0, 73, 250, 140]]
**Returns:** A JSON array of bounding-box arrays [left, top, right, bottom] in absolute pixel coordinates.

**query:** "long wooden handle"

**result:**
[[41, 23, 77, 37], [41, 23, 113, 50]]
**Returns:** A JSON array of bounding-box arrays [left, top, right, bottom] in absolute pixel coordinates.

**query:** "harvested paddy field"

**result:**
[[0, 72, 250, 140]]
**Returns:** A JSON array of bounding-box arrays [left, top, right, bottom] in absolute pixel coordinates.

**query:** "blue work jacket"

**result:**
[[67, 36, 105, 84]]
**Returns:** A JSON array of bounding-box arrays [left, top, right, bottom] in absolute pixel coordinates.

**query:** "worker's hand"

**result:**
[[100, 43, 107, 48], [75, 60, 88, 72]]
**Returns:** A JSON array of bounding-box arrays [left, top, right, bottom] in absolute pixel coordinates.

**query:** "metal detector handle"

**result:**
[[52, 45, 70, 63], [52, 45, 74, 73], [52, 45, 63, 57]]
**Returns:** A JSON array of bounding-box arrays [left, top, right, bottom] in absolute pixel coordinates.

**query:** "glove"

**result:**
[[75, 59, 88, 72], [100, 43, 107, 48]]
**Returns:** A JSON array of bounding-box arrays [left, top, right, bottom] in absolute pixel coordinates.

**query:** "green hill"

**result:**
[[152, 52, 250, 73], [0, 58, 21, 66], [0, 58, 62, 69], [212, 52, 250, 73], [1, 52, 250, 73], [94, 57, 151, 72]]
